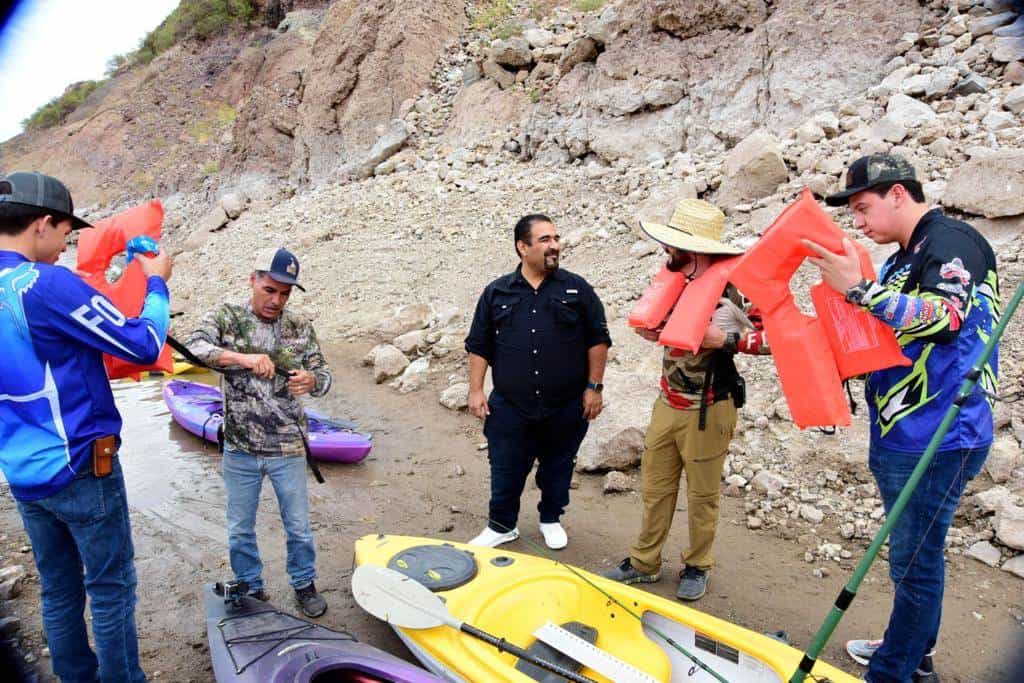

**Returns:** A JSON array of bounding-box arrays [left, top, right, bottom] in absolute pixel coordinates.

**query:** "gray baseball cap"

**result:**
[[0, 172, 92, 229], [825, 154, 918, 206]]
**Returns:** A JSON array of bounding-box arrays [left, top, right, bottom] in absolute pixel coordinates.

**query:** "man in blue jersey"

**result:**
[[0, 172, 172, 683], [804, 155, 999, 683]]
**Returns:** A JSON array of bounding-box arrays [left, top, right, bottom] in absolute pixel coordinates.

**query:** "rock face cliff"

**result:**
[[0, 0, 927, 206]]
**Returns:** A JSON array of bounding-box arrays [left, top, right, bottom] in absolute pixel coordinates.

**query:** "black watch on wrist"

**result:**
[[587, 381, 604, 393], [846, 278, 872, 305]]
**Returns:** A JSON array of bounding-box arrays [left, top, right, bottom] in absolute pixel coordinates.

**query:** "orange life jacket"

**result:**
[[76, 201, 173, 381], [728, 189, 909, 428], [658, 256, 741, 353], [627, 266, 688, 330]]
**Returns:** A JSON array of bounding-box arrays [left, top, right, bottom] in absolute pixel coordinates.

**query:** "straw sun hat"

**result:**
[[639, 198, 743, 255]]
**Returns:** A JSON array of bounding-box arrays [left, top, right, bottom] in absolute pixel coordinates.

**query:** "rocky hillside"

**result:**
[[3, 0, 1024, 581]]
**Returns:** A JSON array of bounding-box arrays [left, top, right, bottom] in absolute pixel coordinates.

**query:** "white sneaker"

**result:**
[[539, 522, 568, 550], [468, 526, 519, 547]]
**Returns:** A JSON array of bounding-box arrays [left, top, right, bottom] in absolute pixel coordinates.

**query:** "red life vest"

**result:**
[[658, 256, 740, 353], [728, 189, 909, 428], [628, 266, 688, 330], [76, 200, 173, 381]]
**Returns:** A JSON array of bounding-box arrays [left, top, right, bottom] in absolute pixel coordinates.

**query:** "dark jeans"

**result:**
[[483, 392, 589, 532], [865, 443, 989, 683], [16, 459, 145, 683]]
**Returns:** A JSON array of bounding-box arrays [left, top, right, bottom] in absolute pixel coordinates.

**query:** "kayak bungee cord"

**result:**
[[788, 280, 1024, 683], [165, 334, 325, 484], [485, 517, 731, 683]]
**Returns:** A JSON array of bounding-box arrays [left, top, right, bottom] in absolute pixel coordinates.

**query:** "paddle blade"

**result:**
[[352, 565, 454, 630]]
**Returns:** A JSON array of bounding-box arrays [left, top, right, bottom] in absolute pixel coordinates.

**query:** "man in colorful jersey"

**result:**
[[603, 199, 770, 601], [805, 154, 999, 683], [185, 247, 332, 618], [0, 172, 172, 682]]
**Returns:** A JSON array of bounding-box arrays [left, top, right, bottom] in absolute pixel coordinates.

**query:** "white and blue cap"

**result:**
[[253, 246, 305, 291]]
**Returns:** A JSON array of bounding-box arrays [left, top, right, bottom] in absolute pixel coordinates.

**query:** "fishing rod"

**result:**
[[789, 280, 1024, 683], [487, 518, 730, 683], [165, 334, 326, 484]]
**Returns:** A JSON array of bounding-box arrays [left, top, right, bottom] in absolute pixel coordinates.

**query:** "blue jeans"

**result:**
[[483, 392, 589, 532], [16, 459, 145, 683], [866, 443, 989, 683], [222, 449, 316, 591]]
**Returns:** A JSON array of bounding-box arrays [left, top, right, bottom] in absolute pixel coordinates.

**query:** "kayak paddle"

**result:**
[[351, 565, 600, 683]]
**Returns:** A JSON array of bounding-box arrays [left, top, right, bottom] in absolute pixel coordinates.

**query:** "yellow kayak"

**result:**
[[353, 534, 859, 683]]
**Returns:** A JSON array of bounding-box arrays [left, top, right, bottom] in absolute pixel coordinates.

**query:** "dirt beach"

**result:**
[[0, 341, 1019, 682]]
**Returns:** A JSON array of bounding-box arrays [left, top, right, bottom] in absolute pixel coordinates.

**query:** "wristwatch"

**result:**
[[587, 381, 604, 393], [845, 278, 872, 306]]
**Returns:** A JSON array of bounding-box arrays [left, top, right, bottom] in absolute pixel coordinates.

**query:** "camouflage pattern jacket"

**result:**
[[185, 302, 332, 457], [661, 284, 771, 410]]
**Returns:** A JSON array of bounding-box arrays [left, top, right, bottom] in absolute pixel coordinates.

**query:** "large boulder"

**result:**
[[372, 344, 409, 383], [944, 151, 1024, 218], [350, 120, 409, 179], [882, 93, 937, 129], [576, 371, 657, 472], [717, 131, 789, 205], [439, 383, 469, 411], [996, 503, 1024, 551], [490, 38, 533, 68], [395, 357, 430, 393], [986, 438, 1024, 485], [559, 37, 599, 75]]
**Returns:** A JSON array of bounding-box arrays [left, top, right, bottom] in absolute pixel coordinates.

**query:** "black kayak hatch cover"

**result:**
[[386, 544, 478, 592]]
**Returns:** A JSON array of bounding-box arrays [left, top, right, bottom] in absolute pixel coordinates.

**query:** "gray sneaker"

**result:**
[[602, 558, 661, 584], [676, 566, 708, 601], [295, 581, 327, 618]]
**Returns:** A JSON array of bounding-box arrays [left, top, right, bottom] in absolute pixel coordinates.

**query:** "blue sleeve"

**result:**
[[41, 269, 170, 364]]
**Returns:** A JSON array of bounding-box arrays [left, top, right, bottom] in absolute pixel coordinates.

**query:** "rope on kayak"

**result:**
[[216, 608, 356, 675], [486, 517, 732, 683]]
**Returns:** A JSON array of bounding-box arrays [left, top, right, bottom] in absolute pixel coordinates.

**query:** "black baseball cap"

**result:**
[[825, 154, 918, 206], [0, 172, 92, 229], [253, 247, 305, 291]]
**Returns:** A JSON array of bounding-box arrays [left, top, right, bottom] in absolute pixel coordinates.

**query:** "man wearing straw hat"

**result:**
[[604, 199, 770, 601]]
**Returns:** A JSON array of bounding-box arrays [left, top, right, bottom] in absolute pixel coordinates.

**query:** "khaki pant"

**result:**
[[630, 396, 737, 574]]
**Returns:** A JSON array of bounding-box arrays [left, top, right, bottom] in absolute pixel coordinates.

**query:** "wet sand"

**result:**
[[0, 342, 1019, 681]]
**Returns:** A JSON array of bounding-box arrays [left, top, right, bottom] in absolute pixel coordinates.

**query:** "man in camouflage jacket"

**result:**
[[185, 247, 332, 617]]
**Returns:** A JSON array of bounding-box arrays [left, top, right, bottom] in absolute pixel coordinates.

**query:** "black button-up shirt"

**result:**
[[465, 266, 612, 419]]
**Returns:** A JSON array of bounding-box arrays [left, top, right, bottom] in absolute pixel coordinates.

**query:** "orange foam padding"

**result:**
[[765, 312, 852, 428], [628, 265, 689, 330], [658, 256, 741, 354], [728, 189, 906, 428], [76, 200, 173, 381]]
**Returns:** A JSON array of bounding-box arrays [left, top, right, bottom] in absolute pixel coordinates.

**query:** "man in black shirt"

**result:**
[[464, 214, 612, 550]]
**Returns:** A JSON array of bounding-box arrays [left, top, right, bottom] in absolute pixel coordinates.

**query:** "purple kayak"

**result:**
[[204, 583, 442, 683], [163, 379, 372, 463]]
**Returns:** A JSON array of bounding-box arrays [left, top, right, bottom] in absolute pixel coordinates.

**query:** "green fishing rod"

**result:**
[[789, 280, 1024, 683]]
